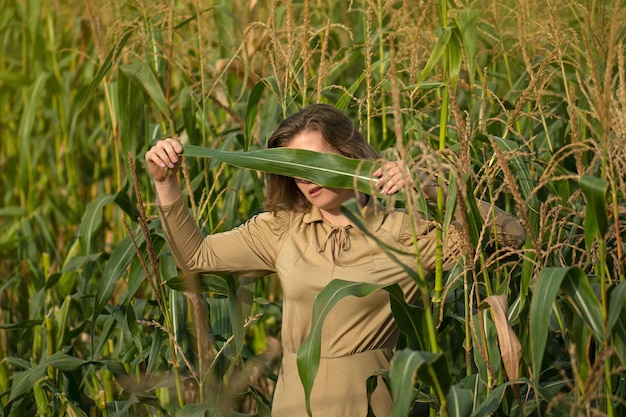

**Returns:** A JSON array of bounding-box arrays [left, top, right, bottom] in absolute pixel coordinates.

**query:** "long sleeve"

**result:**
[[476, 200, 526, 248], [157, 195, 288, 277]]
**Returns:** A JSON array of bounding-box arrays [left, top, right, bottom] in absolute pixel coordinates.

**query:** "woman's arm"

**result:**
[[146, 138, 283, 276], [374, 161, 526, 248], [145, 138, 184, 206]]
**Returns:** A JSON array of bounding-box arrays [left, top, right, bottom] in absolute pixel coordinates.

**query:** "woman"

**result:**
[[145, 104, 526, 417]]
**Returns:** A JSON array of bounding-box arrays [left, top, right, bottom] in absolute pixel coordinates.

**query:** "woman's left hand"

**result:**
[[374, 161, 439, 200], [374, 161, 413, 195]]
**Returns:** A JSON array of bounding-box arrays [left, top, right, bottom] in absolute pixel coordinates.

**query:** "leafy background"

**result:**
[[1, 0, 625, 416]]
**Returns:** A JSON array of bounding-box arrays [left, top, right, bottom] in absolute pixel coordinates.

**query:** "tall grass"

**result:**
[[1, 0, 625, 416]]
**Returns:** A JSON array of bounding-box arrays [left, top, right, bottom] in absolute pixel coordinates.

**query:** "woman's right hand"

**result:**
[[145, 138, 183, 182]]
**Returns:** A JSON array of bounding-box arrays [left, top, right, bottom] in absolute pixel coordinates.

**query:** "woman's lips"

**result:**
[[309, 186, 323, 197]]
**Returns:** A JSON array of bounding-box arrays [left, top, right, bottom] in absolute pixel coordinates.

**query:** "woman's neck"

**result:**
[[320, 193, 368, 227]]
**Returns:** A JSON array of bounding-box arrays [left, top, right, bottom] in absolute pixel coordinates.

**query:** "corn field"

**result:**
[[1, 0, 625, 416]]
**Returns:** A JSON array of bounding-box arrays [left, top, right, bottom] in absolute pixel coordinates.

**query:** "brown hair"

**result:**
[[263, 104, 378, 214]]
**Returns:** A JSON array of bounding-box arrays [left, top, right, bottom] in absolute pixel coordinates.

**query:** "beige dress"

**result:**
[[158, 195, 519, 417]]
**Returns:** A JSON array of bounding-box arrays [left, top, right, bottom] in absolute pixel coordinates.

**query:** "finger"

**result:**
[[160, 139, 183, 163], [153, 140, 183, 168], [162, 138, 184, 155], [147, 150, 172, 169]]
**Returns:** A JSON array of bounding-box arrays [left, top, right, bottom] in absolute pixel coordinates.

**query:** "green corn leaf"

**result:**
[[530, 268, 564, 383], [17, 72, 49, 195], [146, 324, 164, 375], [296, 278, 439, 417], [336, 72, 366, 112], [470, 379, 526, 417], [175, 403, 251, 417], [183, 146, 378, 195], [90, 231, 144, 357], [608, 280, 626, 335], [118, 232, 152, 306], [77, 193, 118, 257], [579, 175, 609, 249], [389, 349, 449, 417], [116, 69, 143, 154], [613, 306, 626, 366], [0, 70, 31, 85], [181, 86, 200, 143], [530, 267, 604, 383], [457, 10, 479, 87], [125, 304, 144, 357], [448, 27, 463, 90], [165, 274, 231, 295], [72, 29, 133, 117], [9, 352, 88, 402], [417, 26, 452, 87], [296, 279, 383, 417], [560, 270, 605, 339], [387, 284, 426, 351], [94, 234, 136, 311], [93, 314, 117, 360], [447, 384, 473, 417], [0, 319, 42, 329], [120, 61, 170, 117]]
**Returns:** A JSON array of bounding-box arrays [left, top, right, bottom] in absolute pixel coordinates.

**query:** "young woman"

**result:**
[[145, 103, 526, 417]]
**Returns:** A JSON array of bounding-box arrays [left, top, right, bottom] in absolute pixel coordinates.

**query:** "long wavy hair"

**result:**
[[263, 104, 378, 214]]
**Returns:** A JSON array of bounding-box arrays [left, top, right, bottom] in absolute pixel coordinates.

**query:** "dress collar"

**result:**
[[302, 196, 387, 232]]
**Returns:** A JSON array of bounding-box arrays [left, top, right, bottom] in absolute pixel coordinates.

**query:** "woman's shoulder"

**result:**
[[237, 209, 297, 241]]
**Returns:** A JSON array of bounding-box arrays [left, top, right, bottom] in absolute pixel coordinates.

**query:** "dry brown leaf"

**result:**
[[483, 294, 522, 381]]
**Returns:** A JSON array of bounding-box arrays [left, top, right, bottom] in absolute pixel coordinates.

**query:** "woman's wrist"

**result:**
[[154, 175, 182, 206]]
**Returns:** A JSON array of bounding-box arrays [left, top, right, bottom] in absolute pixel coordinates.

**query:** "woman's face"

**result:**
[[285, 130, 358, 215]]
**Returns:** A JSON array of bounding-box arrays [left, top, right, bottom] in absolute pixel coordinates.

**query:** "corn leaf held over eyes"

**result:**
[[182, 145, 379, 194]]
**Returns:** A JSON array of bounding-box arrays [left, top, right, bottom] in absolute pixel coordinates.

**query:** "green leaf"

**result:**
[[0, 70, 31, 85], [448, 27, 463, 89], [386, 284, 426, 351], [389, 349, 449, 417], [457, 10, 479, 87], [530, 267, 604, 383], [580, 175, 609, 249], [120, 61, 170, 117], [116, 69, 143, 154], [296, 279, 383, 416], [417, 26, 452, 87], [296, 278, 444, 416], [175, 403, 251, 417], [530, 268, 564, 383], [72, 29, 133, 117], [181, 86, 199, 143], [165, 274, 231, 295], [183, 146, 378, 195], [447, 384, 473, 417], [608, 280, 626, 335], [470, 379, 524, 417], [560, 269, 604, 339], [93, 234, 136, 314], [0, 319, 42, 329], [77, 193, 118, 257], [335, 72, 366, 112], [9, 352, 88, 402]]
